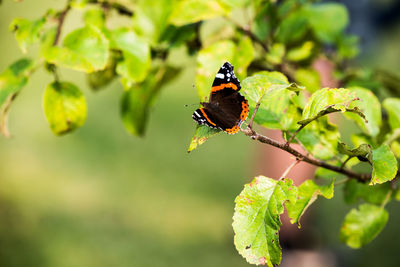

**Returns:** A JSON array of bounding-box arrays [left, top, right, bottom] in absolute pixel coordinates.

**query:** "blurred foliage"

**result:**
[[1, 0, 400, 266]]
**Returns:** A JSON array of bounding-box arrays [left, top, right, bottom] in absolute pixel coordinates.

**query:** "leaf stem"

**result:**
[[279, 158, 300, 180], [381, 189, 393, 208], [242, 127, 371, 183], [53, 1, 71, 46]]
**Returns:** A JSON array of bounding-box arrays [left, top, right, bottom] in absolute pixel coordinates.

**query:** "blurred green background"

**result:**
[[1, 1, 400, 267]]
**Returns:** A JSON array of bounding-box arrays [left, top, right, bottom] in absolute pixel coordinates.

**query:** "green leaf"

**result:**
[[304, 3, 349, 43], [242, 72, 303, 131], [0, 58, 35, 137], [10, 17, 46, 53], [383, 98, 400, 131], [345, 87, 382, 137], [133, 0, 175, 43], [265, 43, 285, 65], [187, 125, 221, 152], [295, 68, 320, 93], [87, 53, 117, 90], [43, 25, 109, 72], [338, 34, 360, 59], [84, 8, 105, 28], [276, 9, 308, 44], [286, 41, 314, 62], [340, 204, 388, 249], [370, 145, 398, 185], [111, 28, 151, 83], [300, 88, 362, 125], [169, 0, 230, 26], [344, 179, 392, 205], [297, 117, 340, 160], [233, 176, 297, 266], [121, 65, 178, 136], [287, 180, 334, 227], [43, 81, 87, 135]]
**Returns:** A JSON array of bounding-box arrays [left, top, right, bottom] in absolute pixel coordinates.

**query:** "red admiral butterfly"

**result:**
[[192, 62, 249, 134]]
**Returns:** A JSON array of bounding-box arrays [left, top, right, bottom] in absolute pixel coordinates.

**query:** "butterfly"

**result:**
[[192, 62, 249, 134]]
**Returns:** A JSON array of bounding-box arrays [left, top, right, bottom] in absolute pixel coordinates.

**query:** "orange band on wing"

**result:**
[[199, 108, 216, 126], [224, 100, 249, 135], [211, 82, 238, 93]]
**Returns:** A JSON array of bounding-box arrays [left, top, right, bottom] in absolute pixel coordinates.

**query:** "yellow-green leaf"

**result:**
[[43, 81, 87, 135]]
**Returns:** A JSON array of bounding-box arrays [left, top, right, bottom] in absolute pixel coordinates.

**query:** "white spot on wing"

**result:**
[[215, 73, 224, 79]]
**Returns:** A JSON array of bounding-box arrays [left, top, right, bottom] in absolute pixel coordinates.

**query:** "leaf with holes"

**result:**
[[345, 87, 381, 137], [300, 88, 364, 125], [233, 176, 297, 266], [287, 180, 334, 227]]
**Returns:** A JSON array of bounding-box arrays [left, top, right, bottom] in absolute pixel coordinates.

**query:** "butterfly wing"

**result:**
[[210, 62, 241, 102]]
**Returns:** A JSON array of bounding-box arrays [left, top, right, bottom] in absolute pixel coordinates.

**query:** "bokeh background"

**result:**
[[0, 0, 400, 266]]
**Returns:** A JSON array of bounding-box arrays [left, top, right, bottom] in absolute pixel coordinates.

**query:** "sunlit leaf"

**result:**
[[134, 0, 175, 43], [370, 145, 398, 185], [84, 8, 105, 28], [0, 58, 35, 137], [297, 117, 340, 160], [43, 25, 109, 72], [43, 81, 87, 135], [340, 204, 388, 249], [295, 68, 320, 93], [287, 180, 334, 227], [300, 88, 363, 125], [170, 0, 230, 26], [233, 176, 297, 266], [187, 125, 221, 152], [111, 28, 151, 83], [9, 17, 46, 53], [286, 41, 314, 62], [242, 72, 303, 131]]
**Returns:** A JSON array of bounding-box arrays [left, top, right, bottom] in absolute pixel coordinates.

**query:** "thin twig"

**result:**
[[286, 124, 306, 146], [381, 189, 393, 208], [340, 156, 352, 169], [242, 127, 371, 183], [248, 99, 262, 129], [53, 2, 71, 46], [279, 158, 301, 180]]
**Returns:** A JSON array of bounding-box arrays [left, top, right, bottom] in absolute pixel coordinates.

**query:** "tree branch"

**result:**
[[53, 2, 71, 46], [242, 127, 371, 183]]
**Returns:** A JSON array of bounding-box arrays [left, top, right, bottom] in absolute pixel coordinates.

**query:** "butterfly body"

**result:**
[[192, 62, 249, 134]]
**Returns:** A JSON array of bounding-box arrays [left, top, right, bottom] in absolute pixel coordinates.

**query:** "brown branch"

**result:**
[[53, 2, 71, 46], [242, 127, 371, 183]]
